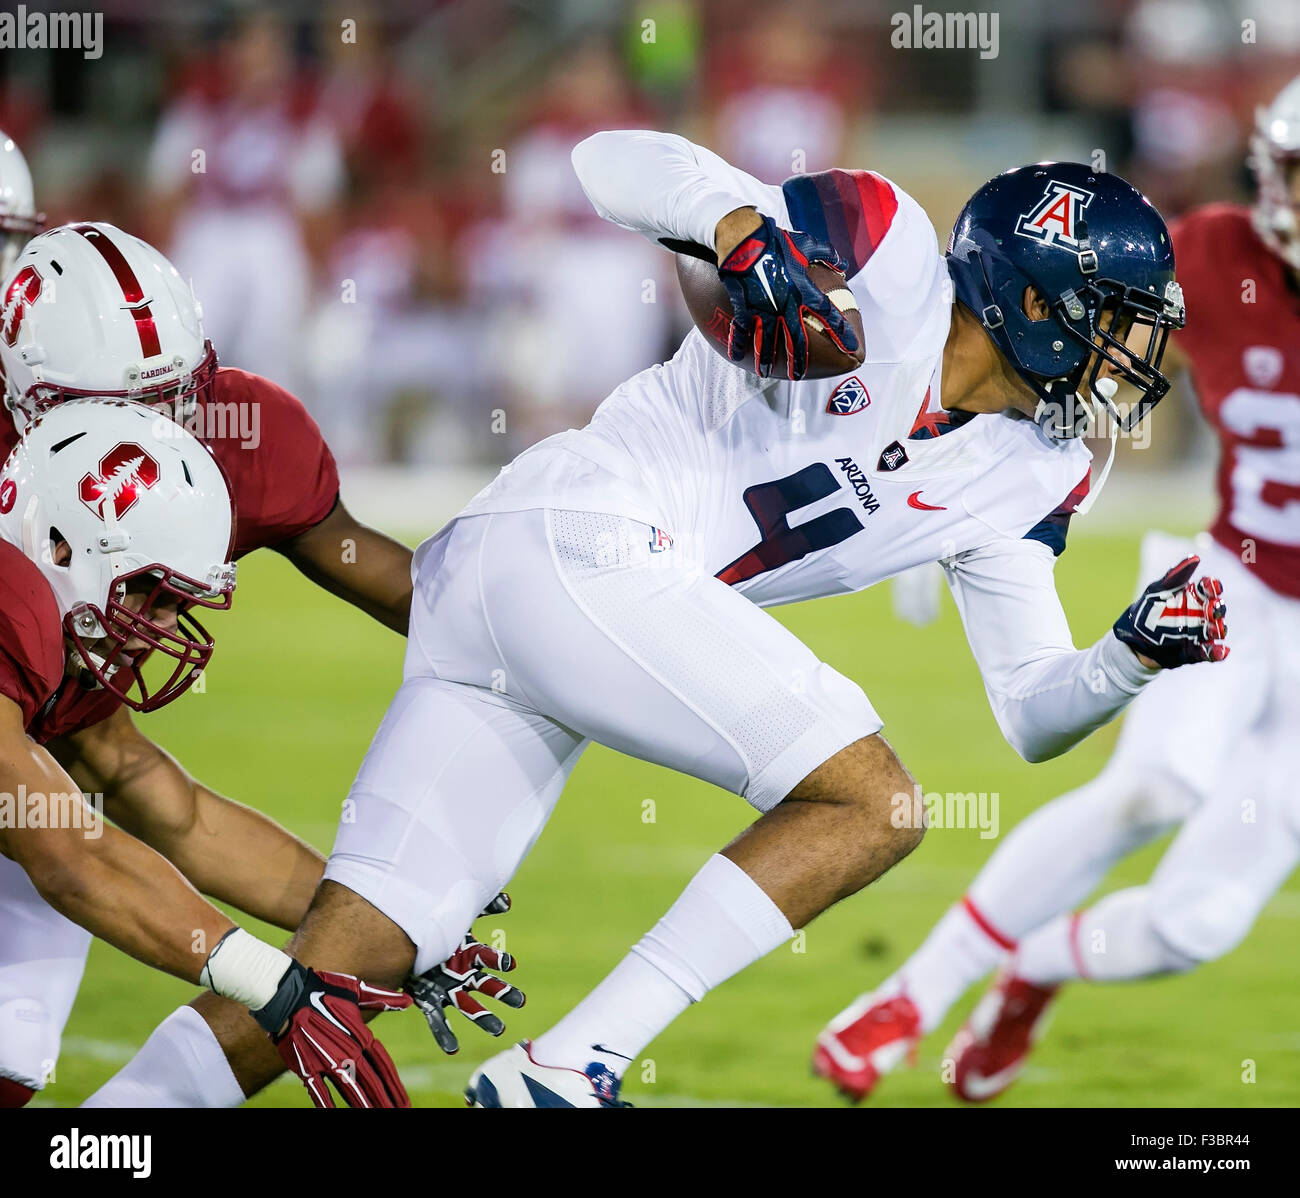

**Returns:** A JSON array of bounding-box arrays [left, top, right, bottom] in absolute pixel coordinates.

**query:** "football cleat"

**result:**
[[945, 971, 1059, 1103], [464, 1041, 631, 1108], [812, 992, 921, 1103]]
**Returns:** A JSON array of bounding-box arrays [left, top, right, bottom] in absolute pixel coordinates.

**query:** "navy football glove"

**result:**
[[1113, 555, 1228, 668], [407, 893, 525, 1055], [717, 213, 859, 380]]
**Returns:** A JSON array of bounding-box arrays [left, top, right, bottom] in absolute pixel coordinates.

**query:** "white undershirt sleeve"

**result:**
[[943, 537, 1160, 763], [570, 129, 788, 254]]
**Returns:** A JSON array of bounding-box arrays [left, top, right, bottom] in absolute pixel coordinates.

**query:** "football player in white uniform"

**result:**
[[814, 78, 1300, 1106], [97, 131, 1223, 1108]]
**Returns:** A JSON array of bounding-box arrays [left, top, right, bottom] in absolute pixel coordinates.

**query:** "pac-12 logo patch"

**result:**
[[826, 375, 870, 415], [1243, 345, 1284, 389], [1015, 181, 1095, 249]]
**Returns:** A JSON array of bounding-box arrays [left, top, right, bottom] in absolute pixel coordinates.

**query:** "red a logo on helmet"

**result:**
[[79, 443, 160, 521], [1016, 182, 1095, 249], [2, 266, 42, 348]]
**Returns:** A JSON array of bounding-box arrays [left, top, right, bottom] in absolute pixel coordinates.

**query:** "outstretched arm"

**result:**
[[944, 537, 1161, 763], [4, 696, 411, 1107], [53, 705, 323, 932], [2, 694, 249, 980], [276, 497, 414, 635]]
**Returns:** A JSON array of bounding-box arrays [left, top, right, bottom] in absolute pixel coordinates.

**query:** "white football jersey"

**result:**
[[461, 144, 1090, 609], [449, 129, 1162, 767]]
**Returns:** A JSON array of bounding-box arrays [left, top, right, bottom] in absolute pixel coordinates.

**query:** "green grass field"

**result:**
[[36, 523, 1300, 1108]]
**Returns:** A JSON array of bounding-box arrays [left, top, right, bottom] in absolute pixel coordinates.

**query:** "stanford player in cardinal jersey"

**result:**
[[0, 402, 411, 1111], [814, 79, 1300, 1106], [0, 221, 520, 1108]]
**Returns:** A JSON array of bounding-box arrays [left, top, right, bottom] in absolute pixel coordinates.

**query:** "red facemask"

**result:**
[[64, 560, 235, 712]]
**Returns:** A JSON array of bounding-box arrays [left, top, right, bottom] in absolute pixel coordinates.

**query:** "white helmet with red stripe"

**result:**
[[0, 132, 43, 277], [0, 221, 216, 431], [1251, 75, 1300, 270], [0, 398, 236, 712]]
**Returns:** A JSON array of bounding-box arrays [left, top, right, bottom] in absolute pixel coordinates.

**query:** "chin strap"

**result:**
[[1033, 376, 1119, 517], [1073, 377, 1120, 517]]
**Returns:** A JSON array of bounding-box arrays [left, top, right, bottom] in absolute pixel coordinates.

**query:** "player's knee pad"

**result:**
[[1148, 879, 1257, 966]]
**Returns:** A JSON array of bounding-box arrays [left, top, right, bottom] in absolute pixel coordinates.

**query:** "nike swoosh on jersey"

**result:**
[[907, 491, 947, 511]]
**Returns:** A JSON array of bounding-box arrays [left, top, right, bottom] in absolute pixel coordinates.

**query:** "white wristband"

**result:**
[[199, 928, 294, 1010], [1101, 629, 1162, 693]]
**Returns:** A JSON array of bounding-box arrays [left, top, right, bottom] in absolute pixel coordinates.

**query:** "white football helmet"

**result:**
[[0, 133, 43, 277], [0, 222, 217, 430], [0, 399, 236, 712], [1250, 75, 1300, 270]]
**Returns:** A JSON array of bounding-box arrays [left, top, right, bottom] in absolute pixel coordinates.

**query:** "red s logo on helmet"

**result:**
[[78, 442, 160, 521], [2, 265, 42, 348]]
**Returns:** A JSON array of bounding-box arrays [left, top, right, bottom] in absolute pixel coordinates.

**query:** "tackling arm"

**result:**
[[52, 705, 323, 931], [0, 695, 239, 980], [2, 696, 412, 1106], [944, 538, 1160, 763], [276, 497, 414, 635]]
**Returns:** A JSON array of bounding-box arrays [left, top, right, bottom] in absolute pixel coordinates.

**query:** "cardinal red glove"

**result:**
[[251, 961, 413, 1108]]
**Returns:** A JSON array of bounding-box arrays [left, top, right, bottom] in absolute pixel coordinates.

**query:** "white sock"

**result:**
[[963, 767, 1179, 943], [531, 854, 793, 1078], [1015, 887, 1196, 986], [82, 1005, 244, 1108], [890, 899, 1013, 1032]]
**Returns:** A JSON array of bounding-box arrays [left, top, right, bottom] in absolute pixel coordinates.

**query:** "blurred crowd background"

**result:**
[[4, 0, 1300, 473]]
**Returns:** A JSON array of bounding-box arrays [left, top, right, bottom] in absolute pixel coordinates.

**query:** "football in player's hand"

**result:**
[[676, 253, 866, 379]]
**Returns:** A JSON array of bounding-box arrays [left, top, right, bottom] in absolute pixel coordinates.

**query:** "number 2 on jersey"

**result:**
[[1220, 389, 1300, 547], [716, 463, 863, 586]]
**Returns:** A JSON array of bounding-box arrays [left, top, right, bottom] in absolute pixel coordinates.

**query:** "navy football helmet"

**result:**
[[947, 162, 1184, 435]]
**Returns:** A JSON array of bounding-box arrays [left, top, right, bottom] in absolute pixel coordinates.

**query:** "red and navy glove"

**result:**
[[1113, 555, 1228, 668], [717, 213, 858, 380], [251, 962, 413, 1108], [406, 892, 525, 1054]]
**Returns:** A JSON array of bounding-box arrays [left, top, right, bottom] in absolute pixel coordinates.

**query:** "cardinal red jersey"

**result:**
[[0, 541, 65, 732], [0, 369, 340, 742], [1172, 204, 1300, 599], [196, 368, 341, 558]]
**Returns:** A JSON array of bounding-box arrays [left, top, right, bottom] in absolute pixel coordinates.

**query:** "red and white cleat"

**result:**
[[813, 992, 921, 1103], [946, 971, 1058, 1103]]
